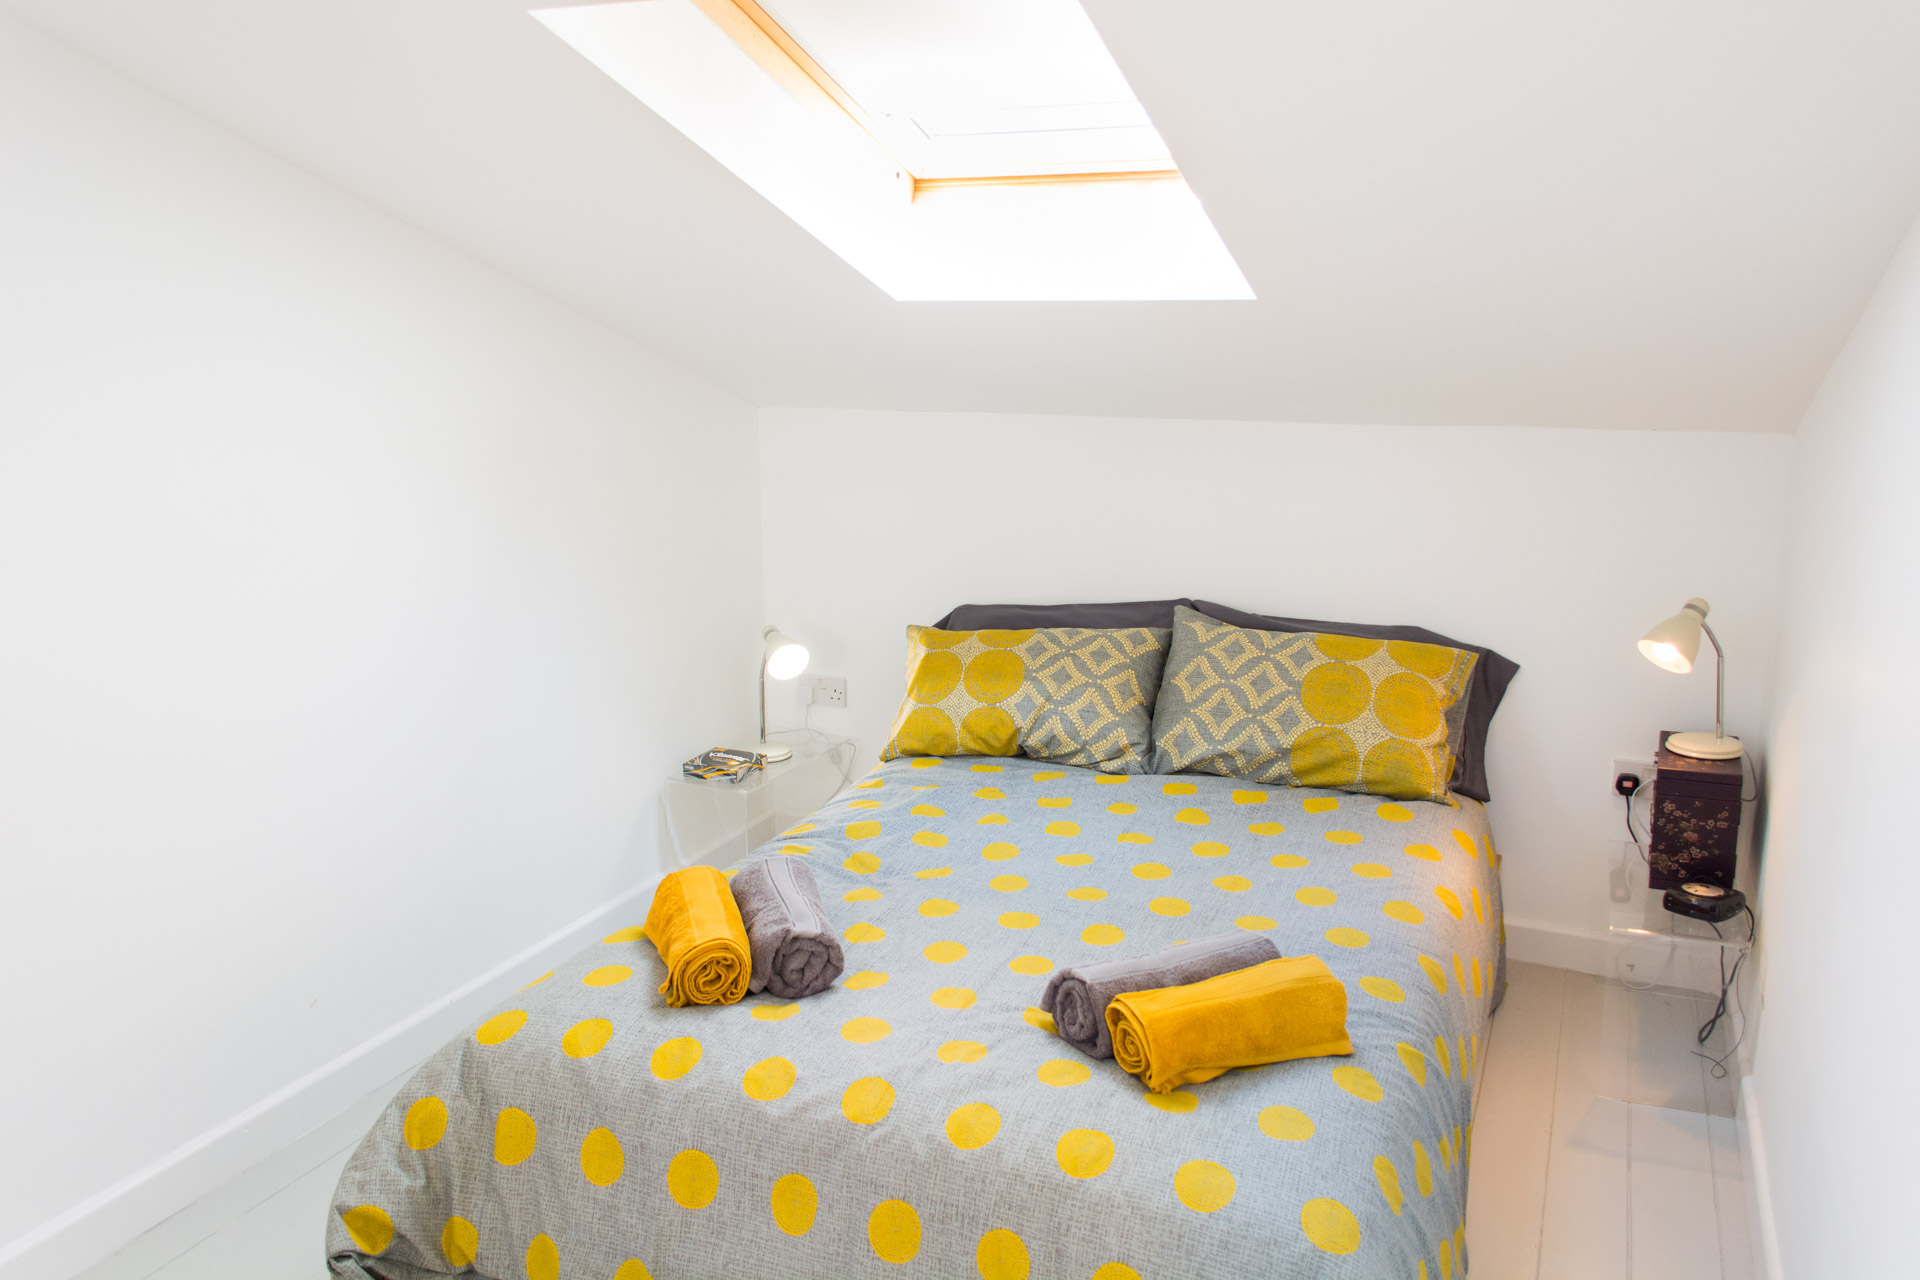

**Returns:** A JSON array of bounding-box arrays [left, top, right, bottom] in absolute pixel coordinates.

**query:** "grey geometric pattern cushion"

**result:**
[[881, 626, 1170, 773], [1150, 607, 1478, 801]]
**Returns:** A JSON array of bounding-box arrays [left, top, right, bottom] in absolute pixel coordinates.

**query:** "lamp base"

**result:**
[[1665, 731, 1744, 760], [741, 743, 792, 764]]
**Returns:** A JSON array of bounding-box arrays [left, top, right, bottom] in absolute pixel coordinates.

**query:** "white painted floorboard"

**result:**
[[73, 1070, 415, 1280], [1468, 960, 1753, 1280], [74, 960, 1753, 1279]]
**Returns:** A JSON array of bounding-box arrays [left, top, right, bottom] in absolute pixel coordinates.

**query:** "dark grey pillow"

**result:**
[[936, 600, 1199, 631], [933, 599, 1518, 803]]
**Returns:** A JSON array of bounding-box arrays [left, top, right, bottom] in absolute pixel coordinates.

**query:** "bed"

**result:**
[[327, 758, 1503, 1279]]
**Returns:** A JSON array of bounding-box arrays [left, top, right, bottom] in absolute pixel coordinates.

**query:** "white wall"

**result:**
[[758, 408, 1791, 947], [0, 15, 762, 1272], [1750, 215, 1920, 1279]]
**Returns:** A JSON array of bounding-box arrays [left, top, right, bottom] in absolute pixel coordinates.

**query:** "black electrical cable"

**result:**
[[1623, 785, 1651, 866], [1694, 903, 1757, 1079]]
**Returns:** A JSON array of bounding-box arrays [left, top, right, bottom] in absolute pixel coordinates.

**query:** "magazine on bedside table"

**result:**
[[682, 747, 765, 783]]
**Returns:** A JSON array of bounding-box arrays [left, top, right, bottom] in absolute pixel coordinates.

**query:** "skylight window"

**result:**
[[533, 0, 1253, 300]]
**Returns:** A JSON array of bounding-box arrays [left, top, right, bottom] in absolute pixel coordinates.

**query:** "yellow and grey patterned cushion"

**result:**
[[880, 625, 1170, 773], [1150, 606, 1477, 801]]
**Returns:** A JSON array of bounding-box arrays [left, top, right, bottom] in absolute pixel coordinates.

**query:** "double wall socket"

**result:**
[[803, 675, 848, 708]]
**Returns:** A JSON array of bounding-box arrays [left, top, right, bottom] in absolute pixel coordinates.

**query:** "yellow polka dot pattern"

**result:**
[[880, 625, 1170, 771], [583, 964, 631, 987], [1037, 1058, 1092, 1086], [977, 1227, 1032, 1280], [1259, 1105, 1315, 1141], [341, 1204, 394, 1254], [333, 756, 1503, 1280], [493, 1107, 537, 1165], [441, 1215, 478, 1267], [945, 1101, 1001, 1148], [475, 1009, 526, 1046], [772, 1173, 817, 1236], [1175, 1159, 1237, 1212], [650, 1037, 701, 1080], [1302, 1197, 1363, 1253], [666, 1148, 718, 1208], [403, 1097, 447, 1151], [1056, 1128, 1116, 1178], [563, 1018, 613, 1059], [743, 1056, 797, 1100], [1152, 609, 1477, 800], [842, 1077, 895, 1125], [939, 1040, 988, 1063], [580, 1126, 624, 1186], [868, 1199, 922, 1264]]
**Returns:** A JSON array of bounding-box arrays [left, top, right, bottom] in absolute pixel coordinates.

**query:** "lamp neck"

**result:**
[[1700, 621, 1725, 740]]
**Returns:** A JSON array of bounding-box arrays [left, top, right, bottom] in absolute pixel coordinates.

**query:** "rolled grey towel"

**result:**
[[1040, 931, 1283, 1058], [730, 857, 845, 999]]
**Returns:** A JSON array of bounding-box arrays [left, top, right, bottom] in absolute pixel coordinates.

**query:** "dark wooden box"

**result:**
[[1648, 730, 1743, 889]]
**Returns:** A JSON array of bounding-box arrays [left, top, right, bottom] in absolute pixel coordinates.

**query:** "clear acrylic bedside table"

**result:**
[[1607, 851, 1754, 994], [660, 733, 856, 870]]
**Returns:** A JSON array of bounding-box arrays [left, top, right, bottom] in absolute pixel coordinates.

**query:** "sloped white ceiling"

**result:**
[[8, 0, 1920, 431]]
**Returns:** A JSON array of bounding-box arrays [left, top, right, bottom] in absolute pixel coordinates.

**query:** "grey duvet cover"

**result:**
[[328, 758, 1504, 1279]]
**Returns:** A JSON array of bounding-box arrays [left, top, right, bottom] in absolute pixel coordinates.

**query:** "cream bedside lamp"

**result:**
[[1637, 597, 1743, 759], [754, 625, 810, 763]]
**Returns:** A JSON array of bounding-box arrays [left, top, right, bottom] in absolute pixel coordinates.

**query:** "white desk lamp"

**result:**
[[754, 625, 809, 763], [1637, 597, 1744, 759]]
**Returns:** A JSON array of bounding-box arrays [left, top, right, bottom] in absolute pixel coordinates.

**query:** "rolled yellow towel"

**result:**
[[644, 866, 751, 1007], [1104, 955, 1353, 1093]]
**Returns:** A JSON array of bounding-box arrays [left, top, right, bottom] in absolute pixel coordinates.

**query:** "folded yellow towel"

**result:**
[[1104, 955, 1353, 1093], [645, 866, 751, 1007]]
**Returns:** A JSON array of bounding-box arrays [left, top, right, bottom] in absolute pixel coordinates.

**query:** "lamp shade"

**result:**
[[762, 626, 809, 681], [1637, 598, 1708, 674]]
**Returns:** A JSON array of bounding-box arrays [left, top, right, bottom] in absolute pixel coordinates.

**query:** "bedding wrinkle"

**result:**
[[1105, 955, 1354, 1093], [643, 865, 751, 1007]]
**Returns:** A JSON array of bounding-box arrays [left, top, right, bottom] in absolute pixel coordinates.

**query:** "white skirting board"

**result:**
[[1505, 915, 1614, 975], [0, 872, 667, 1280], [1505, 915, 1730, 996], [1738, 1075, 1786, 1280]]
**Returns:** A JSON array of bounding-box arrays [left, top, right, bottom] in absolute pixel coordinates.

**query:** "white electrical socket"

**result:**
[[806, 675, 848, 708]]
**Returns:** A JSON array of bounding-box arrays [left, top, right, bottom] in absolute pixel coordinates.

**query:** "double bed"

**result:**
[[328, 756, 1503, 1279]]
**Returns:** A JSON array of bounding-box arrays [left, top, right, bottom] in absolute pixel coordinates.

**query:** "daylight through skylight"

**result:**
[[533, 0, 1253, 301]]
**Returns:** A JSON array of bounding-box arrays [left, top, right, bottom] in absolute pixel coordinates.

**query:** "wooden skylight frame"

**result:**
[[686, 0, 1182, 199]]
